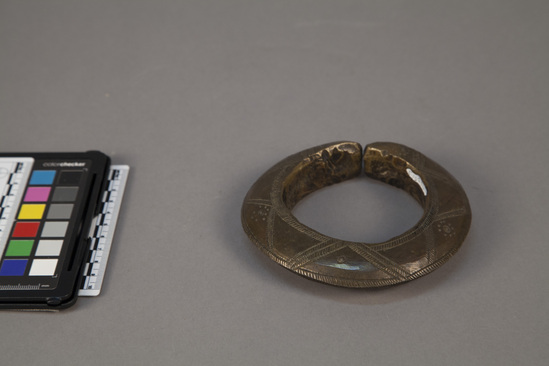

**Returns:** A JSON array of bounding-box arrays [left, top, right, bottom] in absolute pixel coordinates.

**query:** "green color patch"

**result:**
[[5, 240, 34, 257]]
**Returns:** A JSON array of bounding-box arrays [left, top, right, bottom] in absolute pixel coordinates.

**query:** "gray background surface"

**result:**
[[1, 1, 548, 365]]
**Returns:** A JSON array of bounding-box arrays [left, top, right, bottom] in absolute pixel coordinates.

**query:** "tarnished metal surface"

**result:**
[[241, 141, 471, 288]]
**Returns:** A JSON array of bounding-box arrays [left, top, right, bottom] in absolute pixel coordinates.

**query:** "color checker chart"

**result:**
[[0, 152, 128, 310]]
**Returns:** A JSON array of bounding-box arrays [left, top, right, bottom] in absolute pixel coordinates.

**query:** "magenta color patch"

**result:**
[[24, 187, 51, 202]]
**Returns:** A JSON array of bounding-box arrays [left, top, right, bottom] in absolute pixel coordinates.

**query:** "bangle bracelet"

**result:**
[[241, 141, 471, 288]]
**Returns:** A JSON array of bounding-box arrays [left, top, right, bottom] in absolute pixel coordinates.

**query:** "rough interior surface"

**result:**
[[282, 142, 362, 210], [283, 141, 428, 210], [364, 143, 429, 206]]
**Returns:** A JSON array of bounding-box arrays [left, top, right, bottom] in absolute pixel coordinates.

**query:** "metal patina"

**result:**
[[241, 142, 471, 288]]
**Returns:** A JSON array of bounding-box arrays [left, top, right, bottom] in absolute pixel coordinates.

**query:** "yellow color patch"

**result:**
[[18, 204, 46, 220]]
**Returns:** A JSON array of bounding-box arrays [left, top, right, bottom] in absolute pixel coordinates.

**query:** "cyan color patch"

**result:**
[[29, 171, 56, 185]]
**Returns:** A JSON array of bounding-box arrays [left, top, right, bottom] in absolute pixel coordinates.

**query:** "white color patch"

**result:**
[[29, 259, 58, 276]]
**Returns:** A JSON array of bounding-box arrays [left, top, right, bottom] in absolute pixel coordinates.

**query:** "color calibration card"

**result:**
[[0, 152, 127, 310]]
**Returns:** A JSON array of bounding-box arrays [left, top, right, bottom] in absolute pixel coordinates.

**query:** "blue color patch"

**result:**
[[29, 170, 56, 185], [0, 259, 28, 276]]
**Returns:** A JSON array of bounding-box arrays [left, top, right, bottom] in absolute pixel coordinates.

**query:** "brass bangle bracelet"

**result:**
[[241, 142, 471, 288]]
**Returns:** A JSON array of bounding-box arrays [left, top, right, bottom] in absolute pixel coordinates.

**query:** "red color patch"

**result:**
[[12, 222, 40, 237]]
